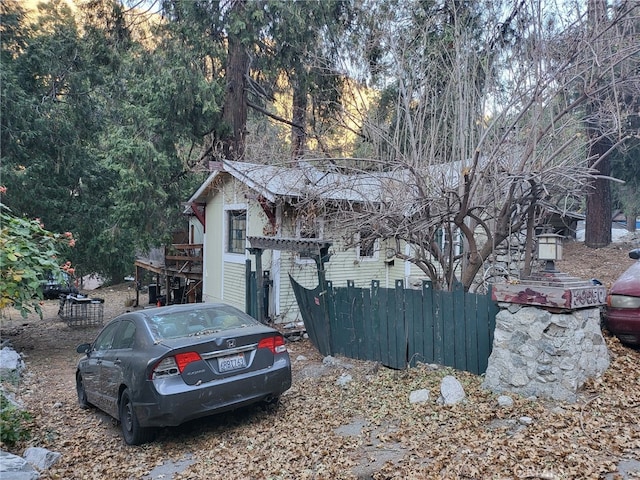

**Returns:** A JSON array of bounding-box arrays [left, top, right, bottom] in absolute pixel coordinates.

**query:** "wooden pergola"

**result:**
[[247, 236, 332, 322]]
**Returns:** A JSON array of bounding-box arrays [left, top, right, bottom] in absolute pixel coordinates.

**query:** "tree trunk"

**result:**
[[584, 140, 612, 247], [291, 75, 307, 160], [626, 212, 637, 232], [222, 1, 249, 161], [584, 0, 612, 249]]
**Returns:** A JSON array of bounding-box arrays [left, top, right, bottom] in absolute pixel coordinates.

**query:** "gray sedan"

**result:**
[[75, 303, 292, 445]]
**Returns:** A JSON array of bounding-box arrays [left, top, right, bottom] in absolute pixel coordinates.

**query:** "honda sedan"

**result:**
[[75, 303, 292, 445], [603, 249, 640, 346]]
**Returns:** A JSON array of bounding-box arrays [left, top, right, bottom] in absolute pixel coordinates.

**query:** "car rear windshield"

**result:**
[[146, 306, 259, 340]]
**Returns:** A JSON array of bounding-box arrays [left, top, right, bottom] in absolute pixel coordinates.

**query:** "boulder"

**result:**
[[0, 451, 39, 480], [0, 348, 24, 377], [438, 375, 465, 405], [23, 448, 61, 471], [409, 389, 430, 404]]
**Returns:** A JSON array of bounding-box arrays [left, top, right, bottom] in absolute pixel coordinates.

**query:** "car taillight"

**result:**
[[258, 335, 287, 354], [151, 352, 202, 379], [175, 352, 202, 371], [608, 294, 640, 309]]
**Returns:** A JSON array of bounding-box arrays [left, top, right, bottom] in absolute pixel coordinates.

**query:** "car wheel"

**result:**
[[76, 373, 91, 409], [119, 388, 154, 445]]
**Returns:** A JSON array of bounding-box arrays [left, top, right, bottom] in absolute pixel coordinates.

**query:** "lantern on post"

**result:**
[[537, 233, 563, 273]]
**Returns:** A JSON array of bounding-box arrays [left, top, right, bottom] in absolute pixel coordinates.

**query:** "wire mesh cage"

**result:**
[[59, 296, 104, 327]]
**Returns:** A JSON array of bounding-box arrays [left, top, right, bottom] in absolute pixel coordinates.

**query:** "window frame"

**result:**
[[224, 205, 247, 263], [92, 321, 120, 352], [111, 320, 136, 350], [295, 218, 324, 264], [356, 231, 379, 261]]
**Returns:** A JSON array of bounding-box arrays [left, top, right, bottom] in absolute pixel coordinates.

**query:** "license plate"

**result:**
[[218, 353, 246, 372]]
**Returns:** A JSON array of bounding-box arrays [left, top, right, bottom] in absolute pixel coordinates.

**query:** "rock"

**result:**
[[438, 375, 465, 405], [0, 387, 23, 409], [142, 454, 195, 480], [322, 355, 353, 369], [23, 448, 61, 471], [518, 416, 533, 425], [335, 373, 353, 388], [0, 451, 39, 480], [497, 395, 514, 407], [0, 348, 24, 377], [409, 389, 430, 404], [295, 355, 308, 362]]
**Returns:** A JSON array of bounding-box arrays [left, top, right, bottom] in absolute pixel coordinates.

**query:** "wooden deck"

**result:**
[[134, 244, 203, 305]]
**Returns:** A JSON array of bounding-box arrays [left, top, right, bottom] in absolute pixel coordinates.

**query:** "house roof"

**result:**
[[185, 160, 417, 209]]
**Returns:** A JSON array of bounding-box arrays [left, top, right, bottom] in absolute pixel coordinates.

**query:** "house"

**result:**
[[183, 160, 431, 324]]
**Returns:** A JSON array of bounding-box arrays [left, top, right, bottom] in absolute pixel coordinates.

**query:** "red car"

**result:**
[[604, 249, 640, 346]]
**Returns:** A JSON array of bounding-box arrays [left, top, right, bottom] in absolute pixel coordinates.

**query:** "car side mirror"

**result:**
[[76, 343, 91, 355], [630, 249, 640, 260]]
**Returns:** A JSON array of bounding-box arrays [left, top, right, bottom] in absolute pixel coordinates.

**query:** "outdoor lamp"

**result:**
[[537, 233, 563, 273]]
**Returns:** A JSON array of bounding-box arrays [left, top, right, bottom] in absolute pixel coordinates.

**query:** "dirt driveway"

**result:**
[[1, 241, 640, 479]]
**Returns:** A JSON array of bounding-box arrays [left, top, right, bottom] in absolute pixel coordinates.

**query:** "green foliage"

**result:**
[[0, 393, 32, 447], [0, 202, 74, 318], [1, 0, 358, 285], [1, 0, 214, 282]]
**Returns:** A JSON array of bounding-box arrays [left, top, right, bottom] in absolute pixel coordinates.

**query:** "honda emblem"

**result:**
[[226, 339, 236, 349]]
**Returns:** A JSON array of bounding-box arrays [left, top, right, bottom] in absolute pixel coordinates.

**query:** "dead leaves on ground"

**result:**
[[2, 280, 640, 479], [2, 331, 637, 480]]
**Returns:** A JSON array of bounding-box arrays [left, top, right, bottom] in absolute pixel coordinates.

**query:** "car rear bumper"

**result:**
[[134, 359, 292, 428], [604, 308, 640, 345]]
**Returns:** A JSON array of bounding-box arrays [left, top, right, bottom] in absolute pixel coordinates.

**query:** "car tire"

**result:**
[[119, 388, 154, 445], [76, 373, 91, 409]]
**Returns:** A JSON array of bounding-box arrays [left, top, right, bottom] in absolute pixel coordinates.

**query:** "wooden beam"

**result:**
[[165, 255, 203, 262]]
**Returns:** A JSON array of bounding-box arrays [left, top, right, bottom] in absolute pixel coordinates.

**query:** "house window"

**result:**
[[227, 210, 246, 254], [296, 217, 321, 240], [357, 231, 379, 260], [295, 218, 323, 262]]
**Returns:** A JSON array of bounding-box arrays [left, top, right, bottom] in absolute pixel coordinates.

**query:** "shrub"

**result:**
[[0, 392, 32, 447]]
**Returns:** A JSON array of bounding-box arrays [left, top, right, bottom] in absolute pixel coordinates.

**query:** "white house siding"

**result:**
[[197, 171, 436, 323], [203, 175, 281, 312], [221, 261, 246, 309], [202, 186, 224, 304], [271, 233, 411, 324]]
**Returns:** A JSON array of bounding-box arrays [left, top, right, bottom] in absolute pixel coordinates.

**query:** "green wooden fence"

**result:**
[[290, 276, 499, 375]]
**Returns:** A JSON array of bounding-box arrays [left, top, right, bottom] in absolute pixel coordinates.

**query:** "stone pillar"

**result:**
[[483, 273, 609, 402], [482, 305, 609, 402]]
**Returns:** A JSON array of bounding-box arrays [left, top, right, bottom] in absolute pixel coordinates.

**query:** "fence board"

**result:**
[[441, 289, 455, 367], [289, 276, 497, 375], [393, 280, 407, 369], [464, 290, 480, 374], [418, 281, 435, 366], [432, 288, 444, 366], [407, 286, 424, 366], [348, 281, 365, 360], [453, 283, 467, 372], [370, 281, 383, 363], [383, 283, 397, 368], [289, 275, 332, 356], [331, 284, 349, 357]]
